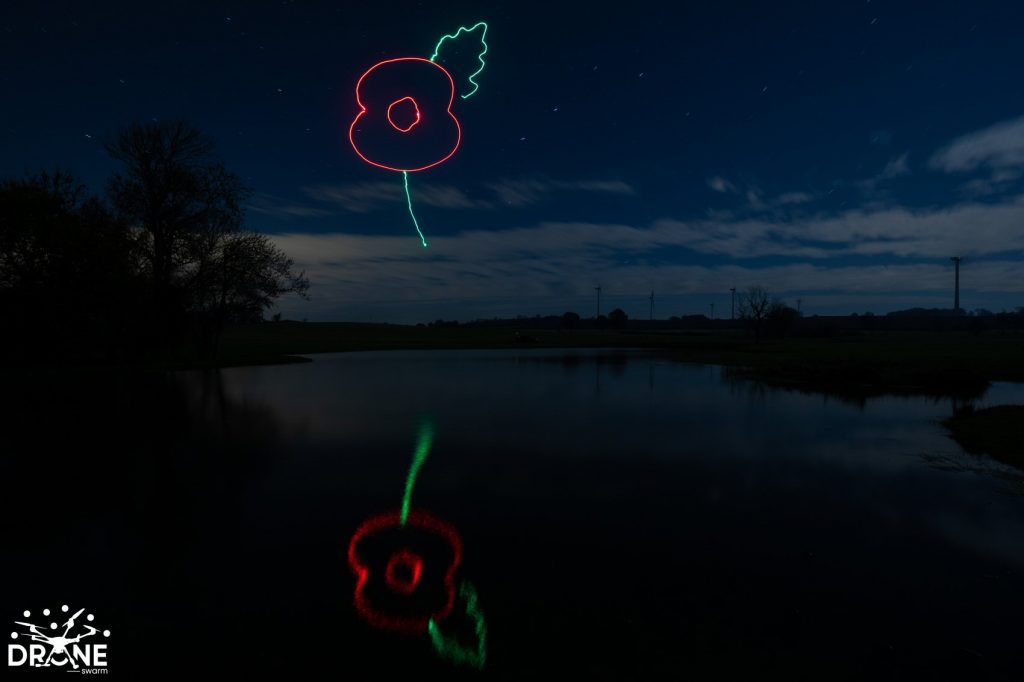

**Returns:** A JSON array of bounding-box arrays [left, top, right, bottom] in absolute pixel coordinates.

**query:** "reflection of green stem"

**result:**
[[400, 419, 434, 525], [429, 581, 487, 668], [402, 171, 428, 248]]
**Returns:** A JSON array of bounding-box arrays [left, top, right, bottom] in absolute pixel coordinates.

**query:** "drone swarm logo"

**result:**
[[8, 605, 110, 673]]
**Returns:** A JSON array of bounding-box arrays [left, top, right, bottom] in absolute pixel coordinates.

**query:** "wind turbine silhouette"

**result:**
[[950, 256, 962, 312]]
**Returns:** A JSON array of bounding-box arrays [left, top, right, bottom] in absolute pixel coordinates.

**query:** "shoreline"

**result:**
[[943, 405, 1024, 469], [6, 322, 1021, 471], [9, 324, 1023, 396], [216, 323, 1024, 393]]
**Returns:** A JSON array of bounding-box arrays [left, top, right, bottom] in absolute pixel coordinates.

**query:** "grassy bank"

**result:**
[[943, 405, 1024, 469]]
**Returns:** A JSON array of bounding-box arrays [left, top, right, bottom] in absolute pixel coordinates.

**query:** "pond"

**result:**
[[4, 349, 1023, 678]]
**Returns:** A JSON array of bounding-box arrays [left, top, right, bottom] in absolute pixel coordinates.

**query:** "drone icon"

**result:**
[[14, 608, 99, 669]]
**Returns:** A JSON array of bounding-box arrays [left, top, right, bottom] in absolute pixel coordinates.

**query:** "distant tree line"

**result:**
[[428, 286, 1024, 339], [0, 120, 309, 364]]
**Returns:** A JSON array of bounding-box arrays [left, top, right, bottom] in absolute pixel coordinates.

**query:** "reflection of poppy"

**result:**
[[348, 57, 462, 173], [347, 509, 462, 633]]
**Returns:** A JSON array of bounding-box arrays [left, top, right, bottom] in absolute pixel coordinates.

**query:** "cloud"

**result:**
[[777, 192, 814, 205], [879, 153, 910, 179], [707, 176, 813, 210], [930, 114, 1024, 172], [745, 189, 765, 210], [302, 177, 634, 213], [958, 168, 1024, 197], [654, 197, 1024, 259], [412, 184, 491, 210], [572, 179, 635, 194], [854, 153, 911, 198], [485, 177, 635, 206], [269, 194, 1024, 321], [707, 176, 737, 193], [303, 182, 398, 213], [303, 182, 489, 213], [869, 130, 893, 146], [246, 193, 334, 218]]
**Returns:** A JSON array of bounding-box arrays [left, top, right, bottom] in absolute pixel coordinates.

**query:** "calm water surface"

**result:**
[[4, 348, 1023, 679]]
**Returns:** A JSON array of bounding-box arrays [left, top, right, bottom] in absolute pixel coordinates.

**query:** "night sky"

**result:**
[[4, 1, 1024, 322]]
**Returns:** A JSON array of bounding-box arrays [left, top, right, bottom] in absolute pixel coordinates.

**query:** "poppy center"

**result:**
[[387, 96, 421, 133], [385, 548, 424, 594]]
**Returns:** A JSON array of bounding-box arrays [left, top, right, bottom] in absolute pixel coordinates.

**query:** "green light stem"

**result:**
[[402, 171, 428, 248], [429, 21, 489, 99], [400, 419, 434, 525]]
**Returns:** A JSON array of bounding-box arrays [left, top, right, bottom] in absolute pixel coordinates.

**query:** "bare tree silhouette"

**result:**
[[106, 120, 309, 359], [738, 286, 772, 342]]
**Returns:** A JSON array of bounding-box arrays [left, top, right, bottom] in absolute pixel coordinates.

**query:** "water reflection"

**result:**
[[720, 368, 991, 413], [4, 349, 1023, 678]]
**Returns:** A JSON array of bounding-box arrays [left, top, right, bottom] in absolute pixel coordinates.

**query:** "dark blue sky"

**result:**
[[4, 1, 1024, 321]]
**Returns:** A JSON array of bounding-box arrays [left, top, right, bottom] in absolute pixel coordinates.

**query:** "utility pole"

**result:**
[[950, 257, 961, 312], [649, 290, 654, 321], [796, 298, 802, 315], [709, 302, 715, 320], [595, 285, 602, 318], [730, 287, 736, 320]]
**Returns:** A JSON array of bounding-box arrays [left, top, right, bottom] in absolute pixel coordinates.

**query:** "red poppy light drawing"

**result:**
[[349, 58, 461, 173], [346, 418, 487, 668], [345, 21, 488, 247]]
